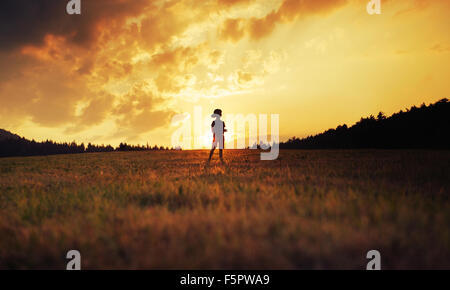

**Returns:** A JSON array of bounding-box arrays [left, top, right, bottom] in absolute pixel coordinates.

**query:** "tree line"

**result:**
[[0, 137, 175, 158], [280, 98, 450, 149], [1, 98, 448, 157]]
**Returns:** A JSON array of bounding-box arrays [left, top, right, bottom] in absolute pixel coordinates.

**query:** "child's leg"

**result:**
[[208, 144, 216, 161], [219, 136, 224, 162]]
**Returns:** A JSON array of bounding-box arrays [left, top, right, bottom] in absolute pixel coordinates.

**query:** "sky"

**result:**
[[0, 0, 449, 148]]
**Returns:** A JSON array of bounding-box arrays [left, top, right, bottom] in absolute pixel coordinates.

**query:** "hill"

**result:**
[[0, 129, 20, 141], [280, 98, 450, 149]]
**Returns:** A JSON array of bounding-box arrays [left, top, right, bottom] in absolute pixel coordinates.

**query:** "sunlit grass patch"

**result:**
[[0, 150, 449, 269]]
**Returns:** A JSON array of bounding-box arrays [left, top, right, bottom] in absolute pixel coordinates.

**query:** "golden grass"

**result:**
[[0, 150, 449, 269]]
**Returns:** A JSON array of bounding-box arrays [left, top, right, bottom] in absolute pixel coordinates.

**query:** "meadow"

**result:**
[[0, 149, 449, 269]]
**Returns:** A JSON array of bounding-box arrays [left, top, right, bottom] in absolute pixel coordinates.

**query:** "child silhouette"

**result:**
[[208, 109, 227, 163]]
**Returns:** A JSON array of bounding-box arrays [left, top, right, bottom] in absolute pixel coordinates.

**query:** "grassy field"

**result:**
[[0, 149, 449, 269]]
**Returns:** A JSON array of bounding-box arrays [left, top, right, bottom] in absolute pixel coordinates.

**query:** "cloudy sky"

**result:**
[[0, 0, 449, 148]]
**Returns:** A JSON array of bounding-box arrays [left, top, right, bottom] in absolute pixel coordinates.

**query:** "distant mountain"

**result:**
[[0, 129, 20, 141], [280, 98, 450, 149]]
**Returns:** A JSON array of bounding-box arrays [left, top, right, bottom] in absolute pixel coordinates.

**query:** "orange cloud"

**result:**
[[65, 93, 115, 134], [430, 43, 450, 53], [0, 0, 351, 144], [219, 19, 245, 42], [391, 0, 450, 17], [112, 85, 175, 138], [217, 0, 253, 6], [150, 44, 205, 93], [247, 11, 281, 40], [1, 0, 447, 147], [0, 1, 205, 139], [237, 70, 253, 84], [220, 0, 348, 42]]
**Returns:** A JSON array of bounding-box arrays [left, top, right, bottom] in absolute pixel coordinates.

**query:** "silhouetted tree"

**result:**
[[0, 130, 167, 158], [280, 98, 450, 149]]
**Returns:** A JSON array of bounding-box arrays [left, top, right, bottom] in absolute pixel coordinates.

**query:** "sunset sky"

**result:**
[[0, 0, 449, 148]]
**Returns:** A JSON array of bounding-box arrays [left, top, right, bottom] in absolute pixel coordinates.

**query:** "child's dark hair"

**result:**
[[213, 109, 222, 116]]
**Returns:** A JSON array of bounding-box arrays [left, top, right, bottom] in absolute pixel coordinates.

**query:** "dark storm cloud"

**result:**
[[0, 0, 149, 51]]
